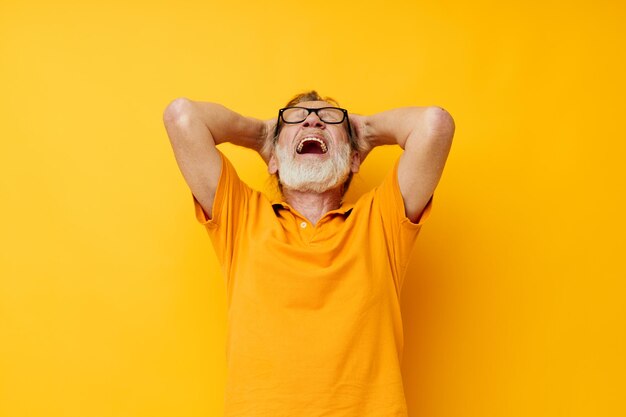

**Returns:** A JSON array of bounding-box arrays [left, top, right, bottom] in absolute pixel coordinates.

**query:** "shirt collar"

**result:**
[[271, 200, 355, 217]]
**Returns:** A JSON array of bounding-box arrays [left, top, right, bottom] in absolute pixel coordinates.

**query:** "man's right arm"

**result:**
[[162, 98, 271, 219]]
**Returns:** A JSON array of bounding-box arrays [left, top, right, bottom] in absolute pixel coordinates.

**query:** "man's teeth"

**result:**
[[297, 137, 327, 153]]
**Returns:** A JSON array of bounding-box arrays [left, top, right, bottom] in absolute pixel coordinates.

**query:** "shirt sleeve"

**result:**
[[372, 157, 433, 289], [192, 150, 253, 276]]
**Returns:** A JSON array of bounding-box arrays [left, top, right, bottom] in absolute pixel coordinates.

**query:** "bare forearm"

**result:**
[[362, 106, 454, 150], [164, 98, 266, 153]]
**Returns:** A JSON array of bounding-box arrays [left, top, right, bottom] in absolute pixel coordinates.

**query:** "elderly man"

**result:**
[[163, 91, 454, 417]]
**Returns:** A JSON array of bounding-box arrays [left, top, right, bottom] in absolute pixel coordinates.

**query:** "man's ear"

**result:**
[[350, 151, 360, 173], [268, 152, 278, 175]]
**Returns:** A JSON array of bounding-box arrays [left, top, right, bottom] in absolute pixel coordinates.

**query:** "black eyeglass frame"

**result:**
[[274, 106, 352, 138]]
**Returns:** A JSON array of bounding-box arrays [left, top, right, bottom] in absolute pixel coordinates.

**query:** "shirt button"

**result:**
[[300, 222, 307, 229]]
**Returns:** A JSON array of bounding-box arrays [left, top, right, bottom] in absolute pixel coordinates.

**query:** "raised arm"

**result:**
[[162, 98, 273, 218], [352, 106, 455, 222]]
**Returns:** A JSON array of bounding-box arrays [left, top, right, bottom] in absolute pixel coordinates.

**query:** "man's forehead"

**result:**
[[294, 100, 335, 108]]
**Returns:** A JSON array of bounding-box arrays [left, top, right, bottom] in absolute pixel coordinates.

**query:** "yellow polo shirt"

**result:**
[[193, 151, 432, 417]]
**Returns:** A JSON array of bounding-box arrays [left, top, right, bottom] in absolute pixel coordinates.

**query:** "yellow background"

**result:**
[[1, 0, 625, 416]]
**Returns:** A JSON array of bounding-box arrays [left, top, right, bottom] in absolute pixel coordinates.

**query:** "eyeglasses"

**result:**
[[275, 106, 351, 137]]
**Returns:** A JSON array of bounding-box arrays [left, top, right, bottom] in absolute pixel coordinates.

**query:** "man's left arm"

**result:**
[[352, 106, 455, 222]]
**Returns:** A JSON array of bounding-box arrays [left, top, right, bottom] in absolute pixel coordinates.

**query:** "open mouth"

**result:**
[[296, 137, 328, 154]]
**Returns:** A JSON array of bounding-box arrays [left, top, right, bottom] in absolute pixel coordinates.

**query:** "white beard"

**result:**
[[275, 140, 352, 193]]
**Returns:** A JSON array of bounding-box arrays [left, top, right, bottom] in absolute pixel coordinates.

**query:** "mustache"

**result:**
[[274, 141, 352, 193]]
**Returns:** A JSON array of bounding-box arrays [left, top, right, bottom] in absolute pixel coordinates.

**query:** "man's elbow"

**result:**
[[163, 97, 195, 128], [423, 106, 455, 144]]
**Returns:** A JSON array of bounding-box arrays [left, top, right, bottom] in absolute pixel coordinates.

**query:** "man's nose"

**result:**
[[302, 111, 325, 128]]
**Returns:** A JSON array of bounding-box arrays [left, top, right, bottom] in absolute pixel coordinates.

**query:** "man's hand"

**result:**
[[258, 118, 277, 164], [348, 113, 373, 163]]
